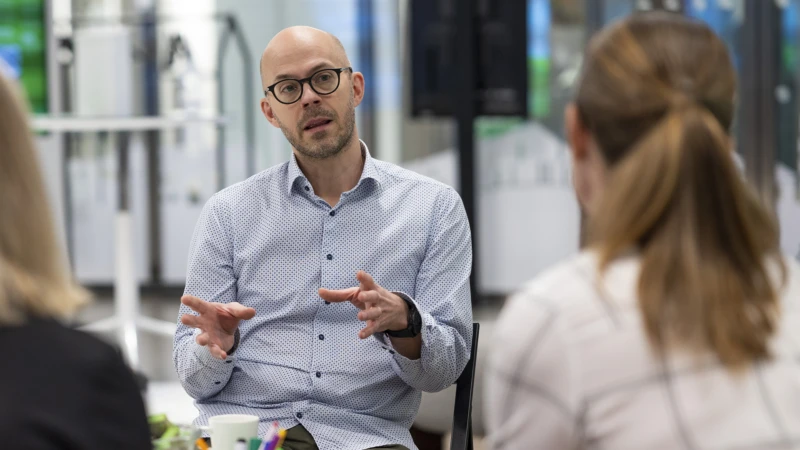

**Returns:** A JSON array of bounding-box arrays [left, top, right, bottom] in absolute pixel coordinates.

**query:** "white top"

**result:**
[[484, 251, 800, 450]]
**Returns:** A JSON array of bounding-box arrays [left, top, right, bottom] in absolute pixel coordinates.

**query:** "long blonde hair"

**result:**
[[0, 74, 89, 325], [576, 12, 786, 370]]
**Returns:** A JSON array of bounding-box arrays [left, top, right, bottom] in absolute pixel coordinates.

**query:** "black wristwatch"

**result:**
[[227, 329, 241, 356], [385, 295, 422, 338]]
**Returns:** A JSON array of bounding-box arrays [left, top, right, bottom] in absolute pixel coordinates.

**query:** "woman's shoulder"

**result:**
[[1, 318, 123, 368], [510, 250, 638, 308], [496, 250, 642, 345]]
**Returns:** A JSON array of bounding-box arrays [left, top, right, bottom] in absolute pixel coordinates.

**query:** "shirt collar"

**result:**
[[286, 140, 384, 196]]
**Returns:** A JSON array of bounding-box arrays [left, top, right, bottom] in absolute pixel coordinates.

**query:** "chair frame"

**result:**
[[450, 322, 480, 450]]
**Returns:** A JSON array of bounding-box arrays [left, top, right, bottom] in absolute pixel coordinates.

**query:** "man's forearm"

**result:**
[[389, 334, 422, 360]]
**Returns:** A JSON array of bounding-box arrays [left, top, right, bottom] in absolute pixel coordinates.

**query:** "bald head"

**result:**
[[260, 26, 351, 90]]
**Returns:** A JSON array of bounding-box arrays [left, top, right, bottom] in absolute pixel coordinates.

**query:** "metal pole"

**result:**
[[231, 16, 257, 178], [741, 0, 780, 206], [454, 0, 478, 299], [585, 0, 605, 39], [115, 130, 140, 369], [57, 39, 76, 268], [216, 24, 232, 189], [142, 10, 162, 283], [357, 0, 377, 152], [216, 14, 257, 183], [757, 0, 780, 206]]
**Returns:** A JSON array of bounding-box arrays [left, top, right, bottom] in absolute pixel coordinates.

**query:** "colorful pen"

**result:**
[[275, 429, 287, 449]]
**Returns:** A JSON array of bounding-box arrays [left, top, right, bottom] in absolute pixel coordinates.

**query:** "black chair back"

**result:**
[[450, 322, 480, 450]]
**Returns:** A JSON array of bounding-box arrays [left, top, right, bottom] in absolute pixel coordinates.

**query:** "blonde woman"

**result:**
[[485, 12, 800, 450], [0, 73, 151, 448]]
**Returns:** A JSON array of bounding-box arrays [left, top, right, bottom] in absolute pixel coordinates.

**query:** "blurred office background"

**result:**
[[3, 0, 800, 447]]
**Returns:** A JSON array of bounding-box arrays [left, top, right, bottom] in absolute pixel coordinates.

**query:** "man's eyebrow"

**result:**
[[272, 62, 336, 84]]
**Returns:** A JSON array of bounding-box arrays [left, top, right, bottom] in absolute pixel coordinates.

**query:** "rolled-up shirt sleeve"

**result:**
[[173, 194, 239, 400], [374, 187, 473, 393]]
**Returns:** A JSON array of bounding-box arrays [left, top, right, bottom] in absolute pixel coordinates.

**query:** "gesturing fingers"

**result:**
[[350, 298, 367, 310], [196, 332, 229, 359], [359, 321, 379, 339], [356, 271, 380, 291], [180, 314, 203, 329], [181, 295, 212, 314], [357, 290, 381, 305], [318, 286, 360, 303], [357, 305, 382, 322], [196, 332, 211, 346], [222, 302, 257, 320], [208, 343, 228, 360]]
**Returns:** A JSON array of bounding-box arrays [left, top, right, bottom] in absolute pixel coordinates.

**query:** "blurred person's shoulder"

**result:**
[[0, 318, 151, 448], [0, 317, 135, 408], [512, 251, 637, 306], [499, 250, 641, 333], [1, 317, 125, 370]]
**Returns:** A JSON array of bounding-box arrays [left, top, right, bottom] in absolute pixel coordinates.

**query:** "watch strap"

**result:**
[[385, 295, 421, 338]]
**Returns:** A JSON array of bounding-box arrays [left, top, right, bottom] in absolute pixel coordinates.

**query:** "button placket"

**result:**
[[315, 200, 337, 393], [322, 207, 336, 263]]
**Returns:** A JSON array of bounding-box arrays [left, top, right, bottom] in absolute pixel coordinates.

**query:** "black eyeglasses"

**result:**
[[264, 67, 352, 104]]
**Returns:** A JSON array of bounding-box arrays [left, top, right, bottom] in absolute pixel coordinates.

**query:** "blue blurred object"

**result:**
[[0, 0, 48, 112], [0, 44, 21, 79]]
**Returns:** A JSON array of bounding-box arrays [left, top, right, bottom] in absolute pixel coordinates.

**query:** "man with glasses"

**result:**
[[173, 26, 472, 450]]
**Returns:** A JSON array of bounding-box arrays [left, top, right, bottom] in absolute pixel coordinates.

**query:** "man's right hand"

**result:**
[[180, 295, 257, 360]]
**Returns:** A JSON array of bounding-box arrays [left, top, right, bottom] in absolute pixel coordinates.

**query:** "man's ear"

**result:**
[[260, 97, 281, 129], [351, 71, 365, 107], [565, 103, 590, 162]]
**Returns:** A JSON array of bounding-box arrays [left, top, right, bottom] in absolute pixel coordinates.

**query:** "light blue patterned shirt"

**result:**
[[173, 142, 472, 450]]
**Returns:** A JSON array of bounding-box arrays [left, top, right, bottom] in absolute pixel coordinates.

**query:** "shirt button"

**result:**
[[389, 350, 395, 355], [296, 412, 303, 419], [318, 334, 325, 340], [316, 372, 322, 378], [214, 381, 221, 385], [324, 301, 330, 305], [326, 254, 333, 260], [304, 186, 310, 191], [329, 210, 336, 216]]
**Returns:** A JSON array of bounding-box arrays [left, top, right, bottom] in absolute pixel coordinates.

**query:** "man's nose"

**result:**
[[301, 81, 322, 107]]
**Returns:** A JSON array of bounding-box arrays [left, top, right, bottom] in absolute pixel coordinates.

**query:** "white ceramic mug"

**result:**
[[200, 414, 259, 450]]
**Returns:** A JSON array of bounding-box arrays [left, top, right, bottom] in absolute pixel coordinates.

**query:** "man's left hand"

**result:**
[[319, 271, 408, 339]]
